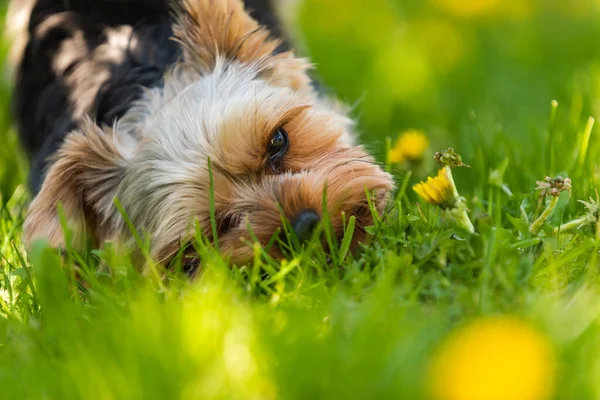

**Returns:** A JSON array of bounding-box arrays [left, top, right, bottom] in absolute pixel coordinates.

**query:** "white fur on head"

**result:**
[[113, 57, 357, 260]]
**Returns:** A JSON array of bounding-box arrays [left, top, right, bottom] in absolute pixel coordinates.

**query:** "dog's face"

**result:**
[[24, 0, 394, 265]]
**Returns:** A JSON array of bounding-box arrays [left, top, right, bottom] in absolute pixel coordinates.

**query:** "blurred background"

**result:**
[[292, 0, 600, 196], [296, 0, 600, 140], [3, 0, 600, 195]]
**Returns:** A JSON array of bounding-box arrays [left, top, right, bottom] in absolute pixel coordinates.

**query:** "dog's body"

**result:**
[[10, 0, 394, 267], [11, 0, 285, 192]]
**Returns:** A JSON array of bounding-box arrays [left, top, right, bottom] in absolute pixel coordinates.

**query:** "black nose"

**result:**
[[291, 209, 320, 243]]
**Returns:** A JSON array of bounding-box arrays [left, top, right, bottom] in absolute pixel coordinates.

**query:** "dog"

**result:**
[[8, 0, 394, 269]]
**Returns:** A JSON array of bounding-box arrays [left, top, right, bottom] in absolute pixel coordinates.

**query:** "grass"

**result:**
[[3, 0, 600, 399]]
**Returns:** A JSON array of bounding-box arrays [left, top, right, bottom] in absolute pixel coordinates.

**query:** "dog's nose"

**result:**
[[291, 209, 320, 243]]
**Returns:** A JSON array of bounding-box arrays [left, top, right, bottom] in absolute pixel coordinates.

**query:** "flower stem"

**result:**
[[530, 196, 559, 235], [443, 166, 460, 197], [454, 209, 475, 234], [446, 166, 474, 233], [554, 216, 590, 233]]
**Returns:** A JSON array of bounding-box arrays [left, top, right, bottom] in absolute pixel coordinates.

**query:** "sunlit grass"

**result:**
[[3, 0, 600, 399]]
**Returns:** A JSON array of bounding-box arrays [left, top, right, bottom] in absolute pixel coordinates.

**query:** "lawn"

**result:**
[[3, 0, 600, 399]]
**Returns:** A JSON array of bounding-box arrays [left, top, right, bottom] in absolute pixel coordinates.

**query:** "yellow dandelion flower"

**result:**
[[389, 129, 429, 164], [434, 0, 500, 18], [413, 168, 456, 209], [429, 316, 556, 400], [413, 165, 475, 233], [434, 0, 534, 19]]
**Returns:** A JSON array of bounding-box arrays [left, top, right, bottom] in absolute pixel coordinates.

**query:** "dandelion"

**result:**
[[413, 168, 456, 208], [555, 191, 600, 234], [529, 176, 572, 235], [433, 0, 534, 19], [434, 0, 500, 18], [388, 129, 429, 164], [429, 316, 556, 400], [434, 147, 470, 169], [535, 175, 572, 198], [413, 149, 474, 233]]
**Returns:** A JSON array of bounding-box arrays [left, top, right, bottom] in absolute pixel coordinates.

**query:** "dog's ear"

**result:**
[[173, 0, 312, 91], [24, 119, 128, 249]]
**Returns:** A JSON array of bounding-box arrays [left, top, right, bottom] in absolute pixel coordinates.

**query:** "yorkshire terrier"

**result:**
[[8, 0, 394, 269]]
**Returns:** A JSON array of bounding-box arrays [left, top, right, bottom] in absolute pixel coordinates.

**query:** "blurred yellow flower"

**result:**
[[433, 0, 533, 19], [434, 0, 500, 17], [429, 316, 556, 400], [389, 129, 430, 164], [413, 167, 455, 209]]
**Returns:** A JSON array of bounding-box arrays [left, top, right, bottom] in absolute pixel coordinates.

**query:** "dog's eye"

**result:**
[[267, 127, 289, 166]]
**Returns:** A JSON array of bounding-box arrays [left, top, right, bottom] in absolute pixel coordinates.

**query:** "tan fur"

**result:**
[[175, 0, 278, 68], [217, 147, 392, 263], [24, 0, 395, 268], [174, 0, 313, 90], [24, 119, 128, 248]]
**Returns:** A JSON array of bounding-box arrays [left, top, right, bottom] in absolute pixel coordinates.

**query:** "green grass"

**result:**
[[3, 0, 600, 399]]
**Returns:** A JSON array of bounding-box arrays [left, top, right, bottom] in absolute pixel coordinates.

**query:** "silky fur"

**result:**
[[22, 0, 395, 265]]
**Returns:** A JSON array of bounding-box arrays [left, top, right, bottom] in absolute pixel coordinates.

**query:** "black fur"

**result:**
[[13, 0, 287, 193]]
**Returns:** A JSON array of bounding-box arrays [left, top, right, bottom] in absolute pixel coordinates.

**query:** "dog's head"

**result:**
[[24, 0, 395, 265]]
